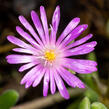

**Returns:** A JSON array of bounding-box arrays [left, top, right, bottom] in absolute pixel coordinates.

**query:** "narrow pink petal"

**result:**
[[56, 67, 75, 87], [19, 62, 39, 72], [20, 65, 41, 85], [7, 35, 41, 54], [6, 55, 37, 64], [31, 10, 46, 44], [64, 34, 93, 50], [51, 6, 60, 43], [32, 68, 45, 87], [43, 69, 50, 97], [63, 41, 97, 57], [54, 71, 70, 99], [25, 82, 32, 88], [71, 59, 97, 66], [18, 15, 43, 46], [13, 48, 38, 55], [59, 24, 88, 48], [40, 6, 49, 43], [56, 17, 80, 45], [66, 47, 95, 56], [25, 65, 43, 88], [16, 26, 42, 49], [52, 6, 60, 32], [50, 68, 56, 94], [58, 67, 85, 88], [49, 25, 56, 45], [7, 35, 31, 48], [63, 58, 97, 74]]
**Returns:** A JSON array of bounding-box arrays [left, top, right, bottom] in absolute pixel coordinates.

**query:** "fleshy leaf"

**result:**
[[91, 102, 107, 109], [84, 89, 99, 102], [79, 74, 96, 90], [0, 90, 19, 109], [79, 97, 91, 109]]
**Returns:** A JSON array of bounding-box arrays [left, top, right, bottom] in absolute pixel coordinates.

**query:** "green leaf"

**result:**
[[0, 89, 19, 109], [84, 89, 99, 102], [87, 52, 98, 76], [79, 97, 91, 109], [79, 74, 96, 90], [68, 69, 76, 74], [87, 52, 97, 61], [87, 52, 98, 75], [79, 52, 98, 90], [91, 102, 107, 109]]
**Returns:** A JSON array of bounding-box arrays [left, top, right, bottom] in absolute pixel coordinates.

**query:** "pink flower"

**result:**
[[6, 6, 97, 99]]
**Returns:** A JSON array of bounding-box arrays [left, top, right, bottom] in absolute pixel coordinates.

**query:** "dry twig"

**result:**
[[11, 88, 85, 109]]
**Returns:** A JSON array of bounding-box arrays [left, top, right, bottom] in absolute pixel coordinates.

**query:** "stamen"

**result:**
[[44, 49, 56, 62]]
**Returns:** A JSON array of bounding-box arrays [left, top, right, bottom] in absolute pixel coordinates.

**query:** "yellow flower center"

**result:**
[[45, 50, 56, 61]]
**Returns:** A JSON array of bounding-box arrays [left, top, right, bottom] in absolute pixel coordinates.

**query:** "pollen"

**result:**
[[45, 50, 56, 61]]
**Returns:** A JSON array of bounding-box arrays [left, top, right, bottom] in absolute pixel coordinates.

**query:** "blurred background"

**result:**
[[0, 0, 109, 109]]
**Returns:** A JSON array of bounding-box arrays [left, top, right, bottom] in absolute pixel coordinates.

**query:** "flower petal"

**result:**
[[54, 71, 69, 99], [20, 65, 41, 85], [7, 35, 40, 54], [18, 15, 43, 45], [43, 69, 50, 96], [52, 5, 60, 41], [32, 68, 45, 87], [7, 35, 31, 48], [63, 58, 97, 74], [58, 67, 85, 88], [65, 34, 93, 50], [56, 17, 80, 45], [19, 62, 39, 72], [40, 6, 49, 43], [64, 41, 97, 57], [49, 25, 56, 44], [31, 10, 46, 44], [6, 55, 37, 64], [59, 24, 88, 47], [13, 48, 38, 55], [24, 65, 43, 88], [50, 68, 56, 94], [25, 65, 43, 88], [72, 59, 97, 66], [16, 26, 42, 49]]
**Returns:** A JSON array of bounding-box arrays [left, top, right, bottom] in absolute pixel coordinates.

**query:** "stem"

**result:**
[[11, 88, 85, 109]]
